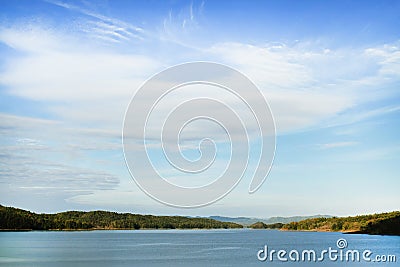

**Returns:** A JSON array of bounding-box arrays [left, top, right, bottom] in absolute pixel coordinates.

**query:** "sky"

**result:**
[[0, 0, 399, 217]]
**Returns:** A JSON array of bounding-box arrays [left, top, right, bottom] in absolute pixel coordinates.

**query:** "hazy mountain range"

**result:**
[[208, 215, 333, 226]]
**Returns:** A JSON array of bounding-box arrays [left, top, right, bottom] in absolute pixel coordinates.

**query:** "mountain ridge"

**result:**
[[208, 215, 333, 226]]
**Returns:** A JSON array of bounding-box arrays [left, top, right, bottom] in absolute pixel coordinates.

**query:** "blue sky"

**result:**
[[0, 0, 399, 217]]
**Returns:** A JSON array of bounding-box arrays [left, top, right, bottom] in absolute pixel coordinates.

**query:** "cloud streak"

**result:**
[[45, 0, 145, 43], [317, 141, 358, 150], [0, 112, 122, 199]]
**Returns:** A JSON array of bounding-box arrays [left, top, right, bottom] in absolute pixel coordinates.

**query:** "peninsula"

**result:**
[[249, 211, 400, 236]]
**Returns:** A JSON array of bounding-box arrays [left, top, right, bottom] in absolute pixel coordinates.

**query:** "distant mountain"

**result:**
[[208, 215, 332, 226]]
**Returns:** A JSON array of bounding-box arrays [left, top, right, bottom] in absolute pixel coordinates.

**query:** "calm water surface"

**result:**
[[0, 229, 399, 266]]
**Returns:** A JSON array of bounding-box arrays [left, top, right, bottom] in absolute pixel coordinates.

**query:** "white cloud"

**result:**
[[4, 21, 398, 137], [208, 42, 400, 133], [365, 43, 400, 76], [0, 26, 162, 129], [0, 26, 61, 53], [1, 24, 399, 156], [208, 42, 313, 88], [0, 34, 159, 101], [317, 141, 358, 150]]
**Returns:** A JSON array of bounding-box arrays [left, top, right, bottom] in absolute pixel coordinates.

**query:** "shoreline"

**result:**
[[2, 228, 398, 236], [0, 228, 248, 232], [279, 228, 360, 234]]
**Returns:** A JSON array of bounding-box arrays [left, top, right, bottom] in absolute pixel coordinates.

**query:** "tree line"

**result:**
[[249, 211, 400, 235], [280, 211, 400, 235], [249, 222, 283, 229], [0, 205, 243, 230]]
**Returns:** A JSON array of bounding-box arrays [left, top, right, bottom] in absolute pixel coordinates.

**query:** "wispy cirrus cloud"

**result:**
[[83, 20, 143, 43], [45, 0, 145, 43], [45, 0, 206, 49]]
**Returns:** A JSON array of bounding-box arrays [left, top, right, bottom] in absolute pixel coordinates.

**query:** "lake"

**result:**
[[0, 229, 399, 266]]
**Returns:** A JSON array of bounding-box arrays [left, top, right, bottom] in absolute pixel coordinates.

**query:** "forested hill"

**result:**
[[0, 205, 243, 230], [281, 211, 400, 235]]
